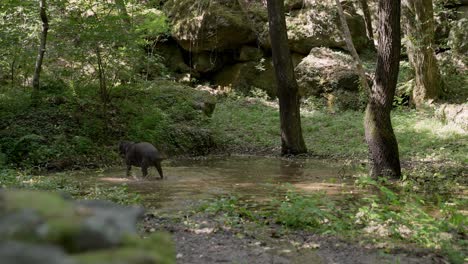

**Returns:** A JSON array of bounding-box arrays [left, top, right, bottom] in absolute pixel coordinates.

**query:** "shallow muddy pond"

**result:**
[[71, 156, 358, 212]]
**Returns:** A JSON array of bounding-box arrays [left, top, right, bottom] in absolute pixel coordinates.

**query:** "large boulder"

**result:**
[[0, 190, 175, 264], [213, 53, 305, 97], [0, 241, 77, 264], [295, 47, 367, 110], [246, 0, 369, 54], [295, 47, 360, 97], [164, 0, 256, 52]]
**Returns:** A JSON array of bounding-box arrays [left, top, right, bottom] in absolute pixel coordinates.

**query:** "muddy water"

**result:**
[[80, 156, 356, 212]]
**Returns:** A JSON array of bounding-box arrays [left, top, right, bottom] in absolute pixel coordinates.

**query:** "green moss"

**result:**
[[2, 190, 82, 245], [4, 190, 74, 217], [75, 233, 175, 264]]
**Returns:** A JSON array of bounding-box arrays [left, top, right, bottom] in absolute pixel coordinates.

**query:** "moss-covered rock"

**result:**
[[190, 51, 228, 73], [164, 0, 256, 52], [75, 233, 175, 264], [0, 241, 77, 264], [0, 190, 144, 251], [0, 190, 176, 264], [295, 47, 360, 97], [252, 0, 369, 54], [1, 190, 82, 245], [213, 58, 277, 97], [236, 45, 264, 62]]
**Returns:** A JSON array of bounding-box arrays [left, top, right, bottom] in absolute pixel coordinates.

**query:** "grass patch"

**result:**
[[211, 97, 466, 165], [198, 178, 467, 262], [0, 169, 141, 205]]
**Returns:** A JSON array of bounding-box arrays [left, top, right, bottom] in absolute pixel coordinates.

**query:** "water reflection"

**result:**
[[81, 156, 354, 213]]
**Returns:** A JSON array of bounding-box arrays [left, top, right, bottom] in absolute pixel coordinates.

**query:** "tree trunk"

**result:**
[[266, 0, 307, 155], [364, 0, 401, 178], [96, 46, 108, 105], [335, 0, 370, 93], [358, 0, 374, 42], [402, 0, 442, 108], [32, 0, 49, 91]]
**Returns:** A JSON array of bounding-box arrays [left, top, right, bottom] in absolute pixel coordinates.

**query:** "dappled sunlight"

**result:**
[[412, 119, 466, 138], [292, 182, 348, 195], [100, 177, 132, 183]]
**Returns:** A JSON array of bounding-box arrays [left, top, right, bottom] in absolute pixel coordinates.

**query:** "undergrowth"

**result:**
[[0, 169, 141, 205], [199, 178, 467, 263], [0, 81, 215, 170]]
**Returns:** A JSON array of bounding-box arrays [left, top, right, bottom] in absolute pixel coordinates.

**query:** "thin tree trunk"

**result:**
[[10, 57, 16, 85], [402, 0, 442, 108], [96, 46, 110, 140], [364, 0, 401, 178], [32, 0, 49, 91], [335, 0, 370, 92], [96, 46, 108, 104], [358, 0, 374, 42], [266, 0, 307, 155]]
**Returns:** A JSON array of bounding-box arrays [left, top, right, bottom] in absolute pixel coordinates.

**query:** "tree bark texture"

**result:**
[[358, 0, 374, 42], [364, 0, 401, 178], [402, 0, 442, 108], [335, 0, 371, 92], [32, 0, 49, 91], [266, 0, 307, 155]]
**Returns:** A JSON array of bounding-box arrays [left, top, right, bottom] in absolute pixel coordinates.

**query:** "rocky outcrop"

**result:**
[[154, 40, 191, 76], [245, 0, 369, 54], [159, 0, 370, 106], [0, 190, 175, 264], [213, 58, 277, 97], [211, 53, 304, 97], [164, 0, 256, 52]]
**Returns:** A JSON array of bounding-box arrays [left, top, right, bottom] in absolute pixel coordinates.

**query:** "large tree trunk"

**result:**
[[32, 0, 49, 91], [364, 0, 401, 178], [266, 0, 307, 155], [402, 0, 442, 108]]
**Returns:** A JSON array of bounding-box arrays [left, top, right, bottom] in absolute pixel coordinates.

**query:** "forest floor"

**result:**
[[142, 212, 447, 264]]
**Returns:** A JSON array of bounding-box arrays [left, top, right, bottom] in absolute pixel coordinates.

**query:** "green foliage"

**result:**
[[84, 184, 141, 205], [199, 180, 466, 258], [0, 78, 215, 169], [272, 190, 352, 233], [199, 195, 261, 227], [135, 9, 170, 39], [395, 61, 414, 107]]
